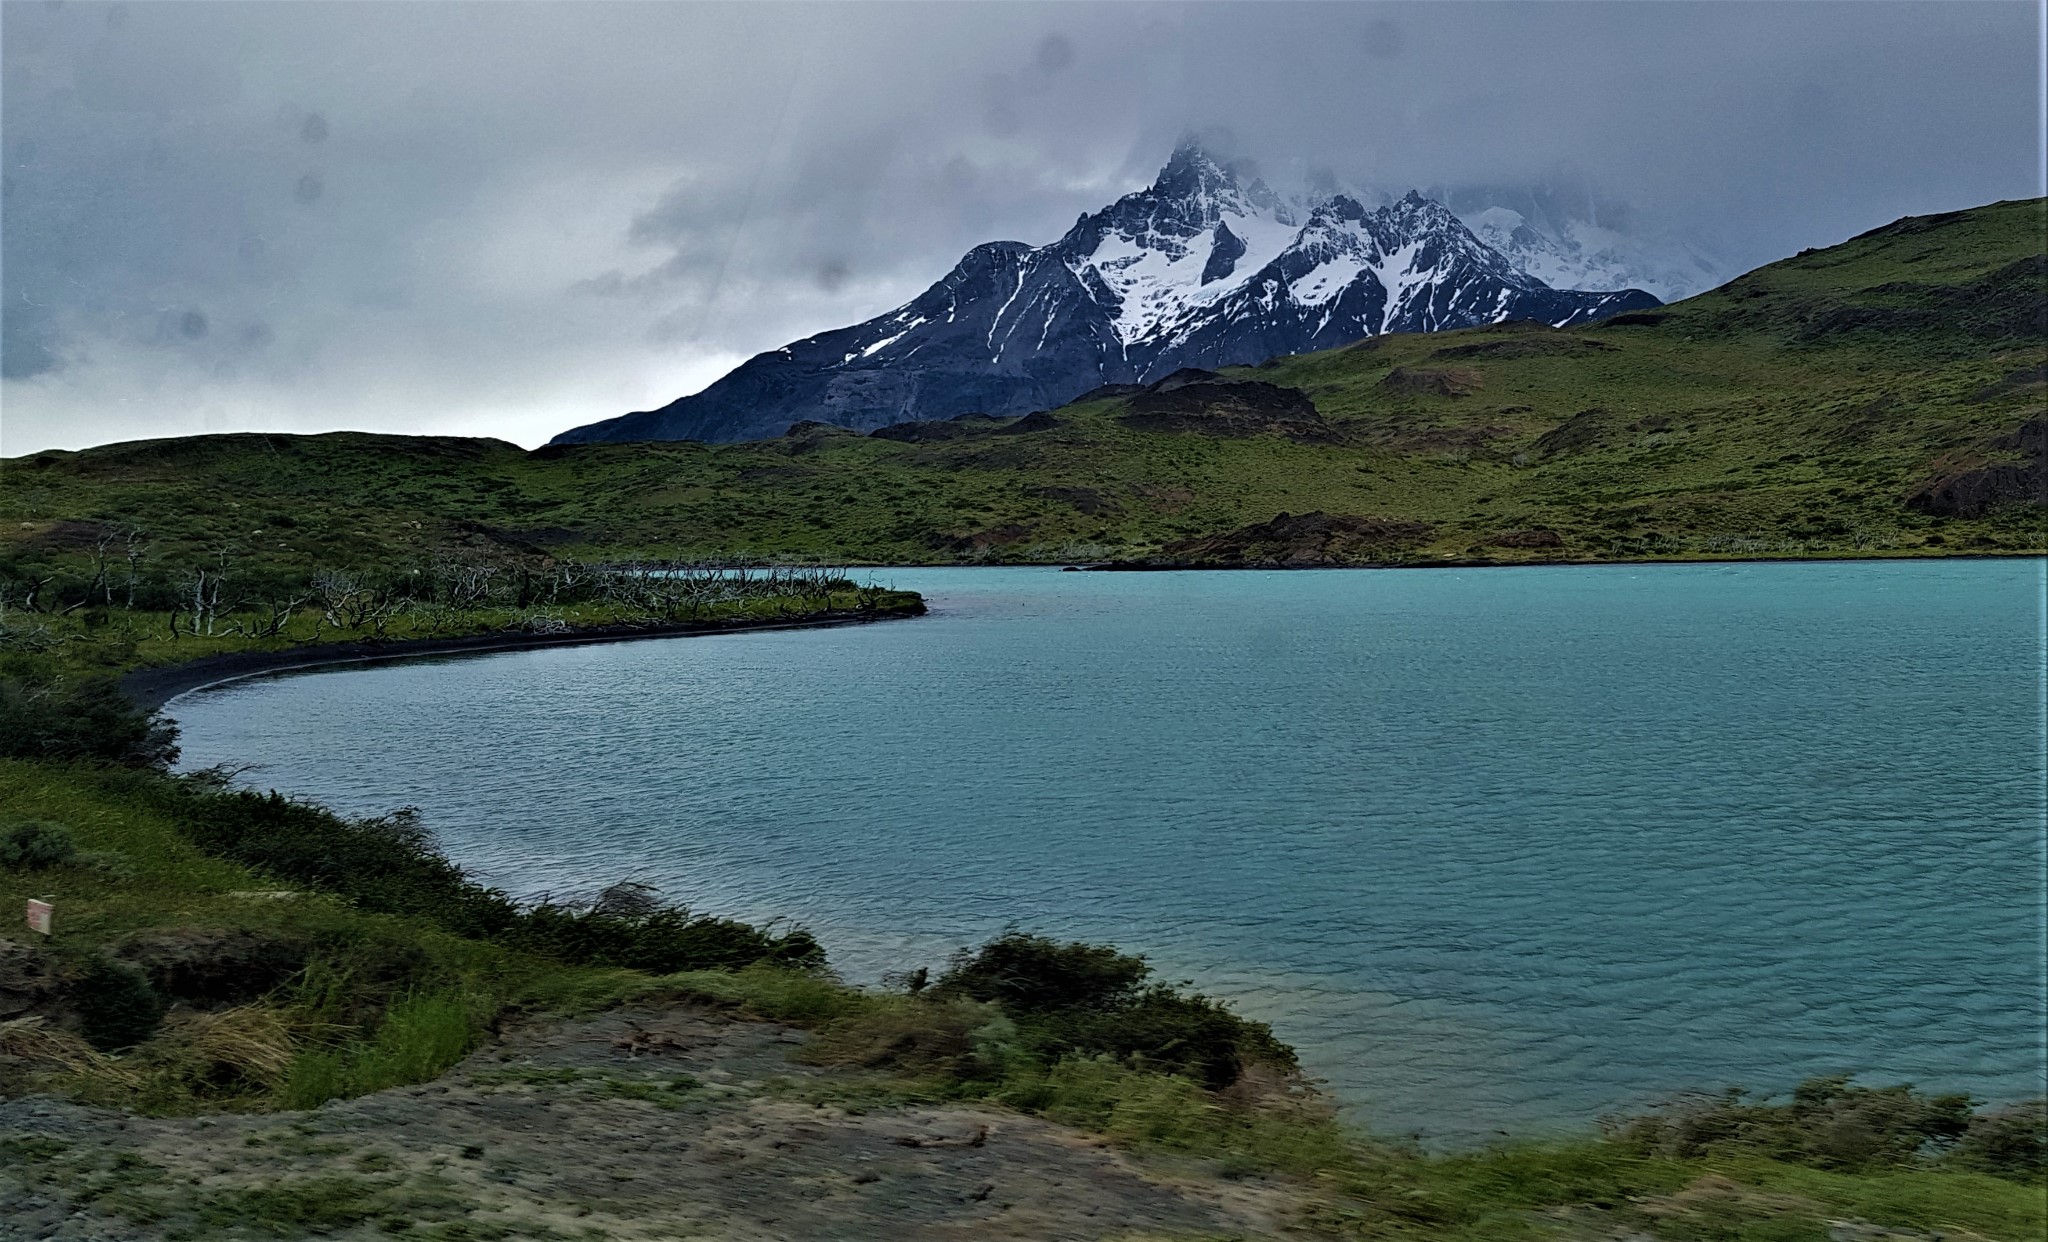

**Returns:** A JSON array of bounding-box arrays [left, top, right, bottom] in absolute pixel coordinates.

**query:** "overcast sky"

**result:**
[[3, 1, 2041, 454]]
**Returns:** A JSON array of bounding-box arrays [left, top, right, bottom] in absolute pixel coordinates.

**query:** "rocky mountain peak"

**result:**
[[551, 145, 1662, 446]]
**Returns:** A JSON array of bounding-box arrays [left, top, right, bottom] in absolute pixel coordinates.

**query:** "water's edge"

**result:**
[[120, 603, 926, 712], [162, 562, 2048, 1139]]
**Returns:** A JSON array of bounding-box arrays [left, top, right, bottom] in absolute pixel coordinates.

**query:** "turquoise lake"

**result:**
[[169, 560, 2048, 1142]]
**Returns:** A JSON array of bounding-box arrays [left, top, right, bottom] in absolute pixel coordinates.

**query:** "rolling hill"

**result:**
[[2, 197, 2041, 579]]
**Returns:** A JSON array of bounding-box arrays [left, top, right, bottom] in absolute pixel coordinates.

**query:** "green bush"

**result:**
[[1952, 1098, 2048, 1179], [510, 902, 823, 974], [933, 932, 1150, 1012], [156, 779, 819, 973], [933, 932, 1294, 1089], [0, 668, 179, 767], [1609, 1075, 1980, 1173], [0, 819, 77, 868], [72, 957, 166, 1051], [1052, 984, 1299, 1089], [167, 792, 518, 937]]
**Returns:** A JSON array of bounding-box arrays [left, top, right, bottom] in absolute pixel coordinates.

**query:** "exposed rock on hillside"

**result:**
[[1909, 417, 2047, 518], [1120, 374, 1333, 441], [1380, 366, 1484, 398], [1104, 510, 1433, 568]]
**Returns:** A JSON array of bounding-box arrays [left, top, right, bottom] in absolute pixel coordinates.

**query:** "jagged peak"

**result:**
[[1309, 194, 1371, 224], [1151, 135, 1240, 204], [1164, 131, 1224, 169]]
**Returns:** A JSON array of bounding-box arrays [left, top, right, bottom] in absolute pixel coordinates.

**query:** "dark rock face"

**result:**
[[551, 141, 1659, 446], [1488, 528, 1565, 549], [0, 938, 63, 1024], [868, 414, 1009, 444], [1120, 377, 1333, 442], [1432, 331, 1617, 360], [113, 929, 311, 1009], [1968, 363, 2048, 403], [1201, 221, 1247, 284], [1125, 510, 1434, 568], [1532, 408, 1613, 457], [1792, 255, 2047, 346], [1908, 417, 2048, 518], [1030, 486, 1120, 516], [1379, 366, 1484, 398]]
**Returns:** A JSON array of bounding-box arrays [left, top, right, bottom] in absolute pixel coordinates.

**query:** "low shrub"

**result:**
[[72, 957, 166, 1051], [0, 668, 178, 767], [663, 963, 875, 1026], [1608, 1075, 1985, 1173], [154, 781, 820, 974], [509, 902, 823, 974], [166, 794, 517, 937], [932, 933, 1149, 1012], [931, 932, 1295, 1089], [797, 995, 999, 1074], [1951, 1098, 2048, 1179], [0, 819, 77, 868]]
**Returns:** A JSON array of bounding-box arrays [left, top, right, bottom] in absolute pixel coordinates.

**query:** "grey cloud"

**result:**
[[2, 0, 2039, 453]]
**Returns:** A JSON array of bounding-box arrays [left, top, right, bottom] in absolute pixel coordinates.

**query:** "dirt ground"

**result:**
[[0, 1004, 1318, 1241]]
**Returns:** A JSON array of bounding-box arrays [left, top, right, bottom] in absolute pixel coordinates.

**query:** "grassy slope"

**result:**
[[6, 762, 2041, 1241], [0, 761, 647, 1114], [3, 199, 2042, 571]]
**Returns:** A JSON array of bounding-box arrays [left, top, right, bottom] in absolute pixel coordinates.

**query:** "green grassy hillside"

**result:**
[[4, 198, 2041, 575]]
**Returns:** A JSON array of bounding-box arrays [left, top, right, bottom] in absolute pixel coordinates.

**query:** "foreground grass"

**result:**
[[0, 758, 671, 1114], [636, 962, 2047, 1241], [3, 602, 2042, 1240]]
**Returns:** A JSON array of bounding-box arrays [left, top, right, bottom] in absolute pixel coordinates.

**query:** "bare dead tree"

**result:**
[[58, 533, 118, 616], [246, 592, 311, 638], [187, 565, 226, 636], [122, 528, 150, 608], [436, 557, 499, 609], [14, 572, 56, 615]]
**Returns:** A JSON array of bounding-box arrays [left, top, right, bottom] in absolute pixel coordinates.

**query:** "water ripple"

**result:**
[[170, 561, 2048, 1143]]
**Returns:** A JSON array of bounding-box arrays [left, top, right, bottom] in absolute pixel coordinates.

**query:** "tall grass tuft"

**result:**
[[281, 988, 481, 1109]]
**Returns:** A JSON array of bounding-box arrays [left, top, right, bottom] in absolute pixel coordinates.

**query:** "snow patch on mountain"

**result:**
[[551, 140, 1666, 446], [1458, 204, 1726, 303]]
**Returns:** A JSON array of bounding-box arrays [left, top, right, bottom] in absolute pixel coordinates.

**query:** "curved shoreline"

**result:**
[[119, 601, 926, 712], [1069, 550, 2048, 571]]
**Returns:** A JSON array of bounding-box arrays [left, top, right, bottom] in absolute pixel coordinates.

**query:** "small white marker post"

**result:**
[[25, 899, 53, 940]]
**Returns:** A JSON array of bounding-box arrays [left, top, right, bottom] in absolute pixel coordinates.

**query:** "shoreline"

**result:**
[[119, 601, 926, 712], [1067, 550, 2048, 572]]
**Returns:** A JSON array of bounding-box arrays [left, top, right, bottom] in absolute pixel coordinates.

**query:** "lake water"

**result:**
[[170, 561, 2048, 1142]]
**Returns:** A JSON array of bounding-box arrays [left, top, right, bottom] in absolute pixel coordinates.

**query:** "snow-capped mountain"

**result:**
[[553, 141, 1660, 445], [1424, 181, 1728, 303], [1460, 206, 1726, 304]]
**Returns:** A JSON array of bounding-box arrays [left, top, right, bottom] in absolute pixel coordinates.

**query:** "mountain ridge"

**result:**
[[552, 140, 1659, 446], [13, 196, 2039, 576]]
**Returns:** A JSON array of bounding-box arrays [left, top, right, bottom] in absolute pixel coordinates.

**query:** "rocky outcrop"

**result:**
[[1487, 529, 1565, 549], [0, 938, 63, 1025], [112, 930, 310, 1010], [1908, 417, 2047, 518], [1119, 374, 1333, 442], [1105, 511, 1434, 568], [1379, 366, 1483, 398]]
